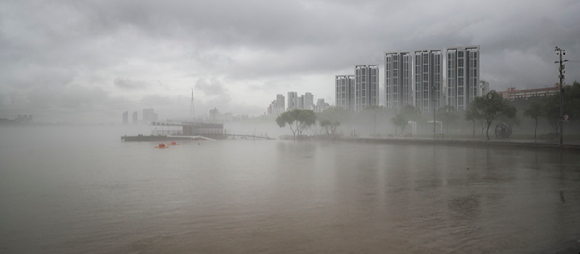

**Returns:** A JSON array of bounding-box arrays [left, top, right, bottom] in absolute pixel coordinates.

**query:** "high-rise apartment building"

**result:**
[[315, 98, 329, 112], [304, 92, 314, 110], [132, 111, 138, 124], [385, 52, 412, 111], [287, 92, 298, 111], [335, 75, 355, 110], [385, 46, 478, 113], [478, 80, 489, 97], [447, 46, 480, 111], [122, 111, 129, 124], [354, 65, 379, 111], [143, 108, 158, 122], [267, 94, 286, 116], [413, 50, 442, 114], [276, 94, 285, 113]]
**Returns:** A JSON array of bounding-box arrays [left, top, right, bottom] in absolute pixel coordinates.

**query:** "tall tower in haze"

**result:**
[[190, 89, 195, 122], [446, 46, 480, 111], [354, 65, 379, 111]]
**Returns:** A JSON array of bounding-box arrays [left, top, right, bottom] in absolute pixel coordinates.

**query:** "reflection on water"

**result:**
[[0, 126, 579, 253]]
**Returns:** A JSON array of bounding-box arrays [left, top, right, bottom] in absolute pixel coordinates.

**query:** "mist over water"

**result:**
[[1, 126, 579, 253]]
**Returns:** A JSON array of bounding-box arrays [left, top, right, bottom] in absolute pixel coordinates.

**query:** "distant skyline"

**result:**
[[1, 0, 579, 124]]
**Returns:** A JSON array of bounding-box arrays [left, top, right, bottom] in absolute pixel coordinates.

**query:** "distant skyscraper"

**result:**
[[276, 94, 285, 113], [354, 65, 379, 111], [315, 98, 329, 112], [287, 92, 298, 111], [335, 75, 355, 110], [122, 111, 129, 124], [143, 108, 157, 123], [298, 95, 305, 109], [478, 80, 489, 97], [268, 94, 286, 116], [132, 111, 138, 124], [304, 92, 314, 110], [209, 108, 220, 122], [447, 46, 480, 110], [385, 52, 412, 111], [413, 50, 442, 114]]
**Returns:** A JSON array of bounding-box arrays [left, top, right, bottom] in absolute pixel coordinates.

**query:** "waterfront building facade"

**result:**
[[413, 50, 442, 114], [335, 75, 355, 110], [122, 111, 129, 124], [447, 46, 480, 111], [354, 65, 379, 111], [385, 52, 412, 111]]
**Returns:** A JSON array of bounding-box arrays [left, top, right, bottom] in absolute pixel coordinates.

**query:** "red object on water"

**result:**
[[171, 141, 177, 145], [159, 143, 165, 147]]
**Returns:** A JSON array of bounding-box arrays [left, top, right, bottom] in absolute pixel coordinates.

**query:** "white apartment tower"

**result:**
[[304, 92, 314, 110], [385, 52, 412, 111], [298, 95, 305, 109], [354, 65, 379, 111], [276, 94, 285, 113], [447, 46, 480, 110], [287, 92, 298, 111], [413, 50, 442, 114], [335, 75, 355, 110]]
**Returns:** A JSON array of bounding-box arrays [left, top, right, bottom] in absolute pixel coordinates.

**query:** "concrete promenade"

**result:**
[[342, 136, 580, 151]]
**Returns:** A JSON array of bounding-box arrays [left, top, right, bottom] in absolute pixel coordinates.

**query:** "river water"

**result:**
[[1, 126, 579, 253]]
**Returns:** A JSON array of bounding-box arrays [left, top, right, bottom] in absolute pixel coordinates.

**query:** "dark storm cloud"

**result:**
[[1, 0, 580, 122]]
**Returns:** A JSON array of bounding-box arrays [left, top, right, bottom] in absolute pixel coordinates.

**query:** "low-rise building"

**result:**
[[498, 83, 562, 100]]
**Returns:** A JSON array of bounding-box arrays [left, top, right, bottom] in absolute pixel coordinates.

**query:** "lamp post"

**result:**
[[433, 84, 437, 139], [373, 112, 376, 139], [555, 46, 568, 146]]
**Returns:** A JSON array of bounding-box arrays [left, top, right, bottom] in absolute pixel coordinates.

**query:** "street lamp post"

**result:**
[[433, 84, 437, 139], [373, 112, 376, 139], [555, 46, 568, 146]]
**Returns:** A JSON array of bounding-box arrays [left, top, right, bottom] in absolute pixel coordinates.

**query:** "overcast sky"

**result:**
[[1, 0, 579, 124]]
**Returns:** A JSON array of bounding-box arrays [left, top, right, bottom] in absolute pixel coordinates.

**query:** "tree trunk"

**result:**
[[534, 118, 538, 142], [472, 121, 476, 139], [486, 121, 491, 141]]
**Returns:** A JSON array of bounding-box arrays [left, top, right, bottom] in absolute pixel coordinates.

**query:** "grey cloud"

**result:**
[[195, 78, 228, 96], [114, 78, 149, 90], [1, 0, 580, 121]]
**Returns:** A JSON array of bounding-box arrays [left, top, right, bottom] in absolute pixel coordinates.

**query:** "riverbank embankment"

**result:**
[[341, 137, 580, 151]]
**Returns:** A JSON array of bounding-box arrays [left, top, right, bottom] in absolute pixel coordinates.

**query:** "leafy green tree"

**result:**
[[391, 114, 407, 135], [465, 101, 483, 139], [319, 120, 340, 139], [400, 105, 421, 120], [523, 101, 544, 141], [437, 105, 459, 134], [543, 81, 580, 133], [316, 106, 352, 124], [276, 109, 317, 140], [473, 91, 517, 140]]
